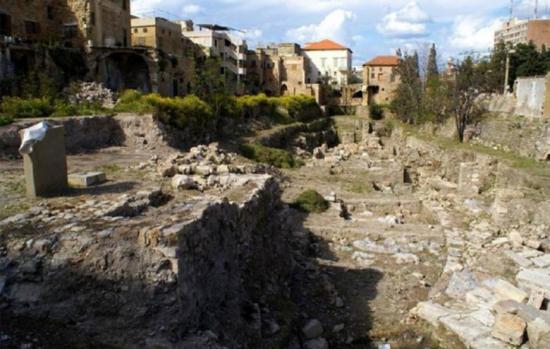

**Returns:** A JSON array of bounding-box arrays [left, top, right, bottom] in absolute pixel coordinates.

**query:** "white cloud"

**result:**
[[377, 1, 431, 38], [285, 9, 356, 45], [183, 4, 201, 14], [449, 15, 502, 51]]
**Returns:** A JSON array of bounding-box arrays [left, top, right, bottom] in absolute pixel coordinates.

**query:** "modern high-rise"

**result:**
[[494, 18, 550, 49]]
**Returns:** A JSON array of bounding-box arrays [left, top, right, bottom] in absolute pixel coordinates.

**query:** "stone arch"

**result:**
[[96, 51, 152, 93], [352, 90, 363, 99], [280, 84, 288, 96]]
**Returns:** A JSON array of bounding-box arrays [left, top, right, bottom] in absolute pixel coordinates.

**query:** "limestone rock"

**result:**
[[493, 279, 528, 303], [302, 319, 324, 339], [491, 313, 526, 346], [528, 318, 550, 349], [304, 337, 329, 349], [172, 175, 197, 190]]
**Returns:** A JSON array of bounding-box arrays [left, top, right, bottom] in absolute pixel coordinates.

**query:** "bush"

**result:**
[[0, 114, 13, 126], [113, 90, 155, 114], [239, 143, 303, 169], [292, 189, 329, 213], [51, 100, 106, 117], [369, 103, 385, 120], [1, 97, 54, 118], [275, 94, 321, 122], [147, 94, 214, 131]]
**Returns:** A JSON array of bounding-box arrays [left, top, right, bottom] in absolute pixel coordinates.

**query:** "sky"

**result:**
[[130, 0, 550, 67]]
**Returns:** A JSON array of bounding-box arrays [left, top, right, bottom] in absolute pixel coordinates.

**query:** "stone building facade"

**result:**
[[0, 0, 131, 48], [363, 55, 400, 105]]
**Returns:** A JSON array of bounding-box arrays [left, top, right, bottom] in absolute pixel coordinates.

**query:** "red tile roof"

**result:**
[[304, 39, 351, 52], [364, 56, 400, 66]]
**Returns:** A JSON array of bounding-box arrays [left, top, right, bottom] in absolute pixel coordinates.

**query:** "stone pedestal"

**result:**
[[21, 125, 68, 198]]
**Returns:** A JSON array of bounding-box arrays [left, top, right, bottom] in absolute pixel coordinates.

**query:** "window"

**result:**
[[122, 0, 128, 10], [63, 24, 77, 39], [24, 21, 40, 35], [91, 12, 96, 25], [0, 13, 12, 36], [321, 58, 327, 67], [143, 28, 148, 33], [133, 28, 138, 33], [333, 57, 338, 67], [47, 6, 54, 20]]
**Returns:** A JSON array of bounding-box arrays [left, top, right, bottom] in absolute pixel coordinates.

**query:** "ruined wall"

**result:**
[[0, 113, 217, 160], [0, 176, 294, 348], [472, 115, 550, 160], [516, 76, 546, 118], [177, 178, 293, 346]]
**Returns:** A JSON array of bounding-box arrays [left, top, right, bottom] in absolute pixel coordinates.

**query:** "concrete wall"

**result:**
[[516, 76, 546, 118]]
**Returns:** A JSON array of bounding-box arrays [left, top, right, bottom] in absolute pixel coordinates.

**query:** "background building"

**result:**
[[494, 18, 550, 49], [303, 39, 352, 87], [182, 23, 247, 92], [363, 55, 400, 105], [0, 0, 131, 48]]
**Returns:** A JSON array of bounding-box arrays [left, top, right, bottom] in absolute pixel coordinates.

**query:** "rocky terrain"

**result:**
[[1, 113, 550, 349]]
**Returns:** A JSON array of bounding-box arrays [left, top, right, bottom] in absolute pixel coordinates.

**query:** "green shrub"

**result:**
[[275, 95, 321, 122], [147, 94, 214, 130], [369, 103, 385, 120], [0, 114, 13, 126], [113, 90, 154, 114], [239, 143, 303, 169], [1, 97, 54, 118], [51, 100, 106, 117], [292, 189, 329, 213]]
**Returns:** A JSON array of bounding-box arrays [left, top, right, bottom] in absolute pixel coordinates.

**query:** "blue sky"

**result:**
[[131, 0, 549, 66]]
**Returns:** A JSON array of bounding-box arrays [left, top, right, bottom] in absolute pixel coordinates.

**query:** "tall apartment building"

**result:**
[[494, 18, 550, 49], [0, 0, 131, 48], [303, 39, 352, 87], [181, 23, 247, 90]]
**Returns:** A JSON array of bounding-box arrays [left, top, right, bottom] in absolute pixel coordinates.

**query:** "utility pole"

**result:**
[[535, 0, 539, 18], [504, 49, 516, 94], [510, 0, 514, 19]]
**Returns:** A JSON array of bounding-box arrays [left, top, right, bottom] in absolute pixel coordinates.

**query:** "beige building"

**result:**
[[131, 17, 184, 56], [130, 17, 202, 96], [0, 0, 131, 48], [494, 18, 550, 49], [363, 55, 400, 105]]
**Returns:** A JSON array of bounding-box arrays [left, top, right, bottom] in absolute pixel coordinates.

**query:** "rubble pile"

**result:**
[[65, 81, 116, 108], [156, 143, 270, 191]]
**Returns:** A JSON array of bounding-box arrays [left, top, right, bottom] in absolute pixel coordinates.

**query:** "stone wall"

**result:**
[[0, 175, 294, 348], [0, 113, 216, 160]]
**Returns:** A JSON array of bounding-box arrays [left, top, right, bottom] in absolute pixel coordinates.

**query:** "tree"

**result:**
[[426, 44, 439, 82], [391, 52, 423, 124], [449, 57, 485, 142]]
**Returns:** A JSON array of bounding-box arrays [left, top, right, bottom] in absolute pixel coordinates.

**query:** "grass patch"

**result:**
[[395, 119, 550, 177], [291, 189, 329, 213], [239, 143, 304, 169], [0, 114, 13, 126], [0, 97, 109, 119]]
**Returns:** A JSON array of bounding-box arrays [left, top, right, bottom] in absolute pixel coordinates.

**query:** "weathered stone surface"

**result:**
[[304, 337, 329, 349], [446, 270, 479, 300], [172, 175, 197, 190], [68, 172, 107, 188], [491, 313, 526, 346], [528, 318, 550, 349], [493, 279, 529, 303], [517, 269, 550, 297], [532, 254, 550, 268], [302, 319, 324, 339]]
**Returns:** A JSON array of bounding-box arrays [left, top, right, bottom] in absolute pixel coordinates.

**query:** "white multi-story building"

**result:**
[[303, 39, 352, 87], [181, 23, 247, 81], [494, 18, 550, 49]]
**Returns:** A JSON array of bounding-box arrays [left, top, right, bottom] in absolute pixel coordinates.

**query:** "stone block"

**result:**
[[68, 172, 106, 188], [532, 254, 550, 268], [528, 318, 550, 349], [493, 279, 529, 303], [491, 313, 526, 346], [21, 125, 68, 198], [302, 319, 324, 339], [517, 269, 550, 298]]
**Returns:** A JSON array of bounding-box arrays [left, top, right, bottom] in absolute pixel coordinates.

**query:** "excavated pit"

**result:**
[[1, 113, 550, 349]]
